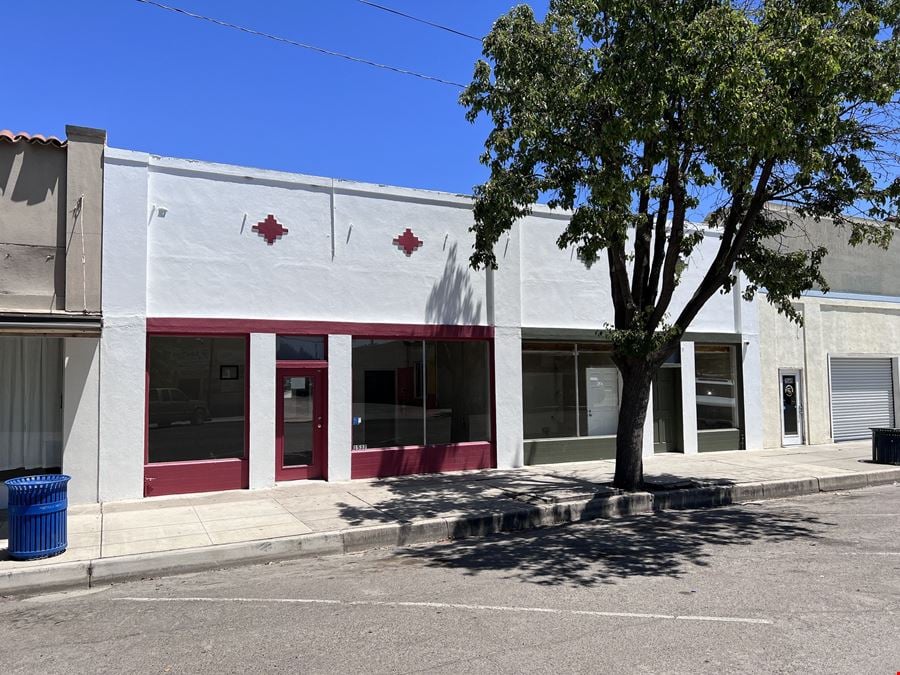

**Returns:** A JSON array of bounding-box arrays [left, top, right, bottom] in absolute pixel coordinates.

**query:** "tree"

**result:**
[[461, 0, 900, 491]]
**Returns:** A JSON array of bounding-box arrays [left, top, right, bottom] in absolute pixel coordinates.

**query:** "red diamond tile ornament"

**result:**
[[393, 228, 423, 256], [253, 214, 288, 245]]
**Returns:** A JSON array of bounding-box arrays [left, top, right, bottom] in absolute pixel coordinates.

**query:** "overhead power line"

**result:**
[[134, 0, 466, 88], [355, 0, 482, 42]]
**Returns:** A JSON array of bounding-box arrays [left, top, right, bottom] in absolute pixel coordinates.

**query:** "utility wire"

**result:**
[[134, 0, 466, 88], [355, 0, 482, 42]]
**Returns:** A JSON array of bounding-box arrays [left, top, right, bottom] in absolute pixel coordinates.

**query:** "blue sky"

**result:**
[[7, 1, 547, 195]]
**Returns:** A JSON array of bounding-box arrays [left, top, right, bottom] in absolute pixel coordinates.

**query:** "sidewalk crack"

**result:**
[[346, 489, 406, 523], [193, 506, 215, 545]]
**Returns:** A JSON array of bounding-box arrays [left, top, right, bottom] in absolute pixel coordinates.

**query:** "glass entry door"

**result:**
[[780, 369, 803, 447], [276, 367, 326, 480]]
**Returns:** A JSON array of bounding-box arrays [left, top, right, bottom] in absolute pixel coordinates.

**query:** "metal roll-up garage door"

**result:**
[[830, 357, 895, 441]]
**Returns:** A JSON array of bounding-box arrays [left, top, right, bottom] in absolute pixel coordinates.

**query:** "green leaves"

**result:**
[[463, 0, 899, 353]]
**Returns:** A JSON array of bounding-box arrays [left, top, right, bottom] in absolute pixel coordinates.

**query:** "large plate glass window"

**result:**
[[352, 340, 425, 449], [425, 341, 491, 445], [695, 345, 739, 430], [351, 339, 491, 450], [148, 336, 246, 463], [522, 342, 619, 440]]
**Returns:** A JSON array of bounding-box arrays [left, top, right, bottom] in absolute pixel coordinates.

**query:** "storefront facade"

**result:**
[[515, 214, 761, 466], [759, 211, 900, 449], [0, 127, 105, 508], [94, 147, 762, 501]]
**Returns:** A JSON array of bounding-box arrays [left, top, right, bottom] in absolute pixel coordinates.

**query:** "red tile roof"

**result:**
[[0, 130, 66, 147]]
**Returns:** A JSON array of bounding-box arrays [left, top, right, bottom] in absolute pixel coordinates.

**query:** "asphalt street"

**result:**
[[1, 484, 898, 674]]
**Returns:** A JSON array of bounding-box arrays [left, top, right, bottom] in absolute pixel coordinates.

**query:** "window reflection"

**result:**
[[425, 341, 491, 445], [351, 339, 491, 450], [352, 340, 425, 449], [283, 376, 314, 467], [695, 346, 739, 430], [148, 336, 245, 463], [522, 342, 619, 440], [276, 336, 325, 361]]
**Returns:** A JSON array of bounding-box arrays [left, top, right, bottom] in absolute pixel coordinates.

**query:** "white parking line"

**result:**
[[114, 596, 772, 625]]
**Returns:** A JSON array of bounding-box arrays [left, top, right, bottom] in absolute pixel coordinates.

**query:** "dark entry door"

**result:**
[[276, 367, 326, 480], [653, 368, 683, 453]]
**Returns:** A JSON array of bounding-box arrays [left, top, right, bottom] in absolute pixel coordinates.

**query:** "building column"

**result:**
[[64, 126, 105, 314], [249, 333, 276, 489], [742, 336, 764, 451], [680, 341, 699, 454], [98, 150, 150, 502], [62, 337, 100, 504], [802, 302, 831, 444], [327, 334, 352, 481], [98, 318, 146, 501], [494, 326, 524, 469]]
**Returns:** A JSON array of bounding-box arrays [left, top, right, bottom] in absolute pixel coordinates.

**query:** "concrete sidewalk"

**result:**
[[2, 441, 898, 594]]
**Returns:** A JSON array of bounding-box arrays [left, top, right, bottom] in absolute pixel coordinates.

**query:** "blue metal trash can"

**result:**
[[4, 475, 71, 560]]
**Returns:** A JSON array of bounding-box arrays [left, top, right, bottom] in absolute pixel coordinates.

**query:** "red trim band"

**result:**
[[350, 442, 493, 479], [144, 458, 248, 497], [146, 318, 494, 339]]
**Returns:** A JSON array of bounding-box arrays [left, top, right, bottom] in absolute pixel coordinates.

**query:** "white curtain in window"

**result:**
[[0, 337, 63, 471]]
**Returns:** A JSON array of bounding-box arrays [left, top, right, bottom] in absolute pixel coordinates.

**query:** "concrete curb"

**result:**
[[2, 469, 898, 596]]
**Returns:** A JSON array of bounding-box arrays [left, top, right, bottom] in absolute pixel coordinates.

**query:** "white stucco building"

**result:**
[[6, 132, 896, 504], [86, 146, 763, 500]]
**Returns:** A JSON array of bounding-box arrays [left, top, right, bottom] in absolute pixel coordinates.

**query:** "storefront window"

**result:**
[[351, 339, 491, 450], [522, 346, 577, 439], [577, 346, 618, 437], [0, 337, 63, 474], [522, 342, 619, 440], [425, 341, 491, 444], [695, 345, 739, 430], [147, 336, 246, 463], [352, 340, 425, 449]]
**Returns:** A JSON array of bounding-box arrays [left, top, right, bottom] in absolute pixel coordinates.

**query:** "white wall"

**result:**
[[97, 148, 771, 502], [519, 220, 742, 334], [679, 341, 698, 454], [249, 333, 276, 489], [62, 337, 100, 504], [99, 150, 150, 501], [759, 294, 900, 448], [327, 334, 352, 481], [494, 327, 524, 468], [145, 159, 488, 325]]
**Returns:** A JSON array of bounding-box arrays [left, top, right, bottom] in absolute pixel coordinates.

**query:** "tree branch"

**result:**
[[646, 159, 676, 307], [630, 148, 654, 309], [673, 158, 776, 333], [608, 244, 634, 327]]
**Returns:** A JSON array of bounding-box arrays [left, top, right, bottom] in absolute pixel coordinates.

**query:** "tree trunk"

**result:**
[[613, 363, 655, 491]]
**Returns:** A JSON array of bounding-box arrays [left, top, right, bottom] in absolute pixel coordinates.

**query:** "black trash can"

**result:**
[[871, 428, 900, 465], [4, 474, 71, 560]]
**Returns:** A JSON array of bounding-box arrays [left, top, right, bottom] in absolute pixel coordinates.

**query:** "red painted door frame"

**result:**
[[276, 366, 327, 481]]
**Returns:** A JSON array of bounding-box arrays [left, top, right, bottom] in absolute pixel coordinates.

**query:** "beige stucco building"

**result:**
[[0, 127, 105, 507], [759, 209, 900, 449]]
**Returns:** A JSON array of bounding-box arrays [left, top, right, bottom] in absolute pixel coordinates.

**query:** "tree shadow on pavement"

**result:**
[[339, 469, 832, 587], [396, 505, 828, 588]]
